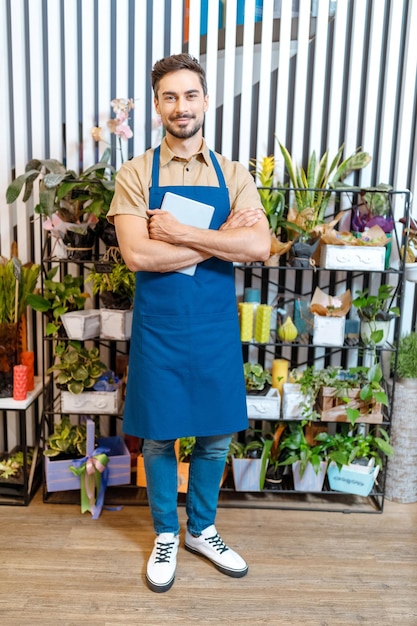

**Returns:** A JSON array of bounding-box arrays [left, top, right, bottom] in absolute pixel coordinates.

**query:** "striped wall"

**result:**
[[1, 0, 417, 321]]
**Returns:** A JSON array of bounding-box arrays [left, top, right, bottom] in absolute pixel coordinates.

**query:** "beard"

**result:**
[[164, 114, 204, 139]]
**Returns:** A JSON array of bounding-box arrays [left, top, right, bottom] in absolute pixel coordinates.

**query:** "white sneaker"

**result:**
[[185, 525, 248, 578], [146, 533, 179, 593]]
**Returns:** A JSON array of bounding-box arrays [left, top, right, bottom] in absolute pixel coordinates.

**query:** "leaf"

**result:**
[[68, 380, 84, 394]]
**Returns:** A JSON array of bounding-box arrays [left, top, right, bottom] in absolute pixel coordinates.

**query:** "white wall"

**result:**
[[1, 0, 416, 319]]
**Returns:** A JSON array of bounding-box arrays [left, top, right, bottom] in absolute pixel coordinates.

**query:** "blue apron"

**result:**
[[122, 146, 248, 440]]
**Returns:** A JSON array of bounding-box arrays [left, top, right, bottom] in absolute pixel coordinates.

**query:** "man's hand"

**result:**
[[220, 207, 265, 231], [146, 209, 184, 243]]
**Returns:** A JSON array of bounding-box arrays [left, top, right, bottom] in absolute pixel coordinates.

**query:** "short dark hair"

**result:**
[[151, 53, 208, 98]]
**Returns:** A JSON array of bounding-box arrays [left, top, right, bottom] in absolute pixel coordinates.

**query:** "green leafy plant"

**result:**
[[390, 332, 417, 379], [278, 422, 329, 477], [27, 266, 89, 335], [178, 437, 196, 462], [0, 256, 41, 324], [43, 416, 88, 458], [243, 362, 272, 392], [86, 261, 135, 310], [295, 363, 388, 426], [352, 284, 399, 322], [0, 449, 33, 479], [250, 156, 289, 234], [47, 341, 107, 394], [277, 141, 371, 240], [315, 425, 394, 470], [5, 152, 115, 223]]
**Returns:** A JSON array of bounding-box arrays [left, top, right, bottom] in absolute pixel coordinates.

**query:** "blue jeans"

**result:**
[[142, 434, 232, 536]]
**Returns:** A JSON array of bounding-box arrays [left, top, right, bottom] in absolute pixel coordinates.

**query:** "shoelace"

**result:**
[[154, 541, 176, 564], [205, 533, 229, 554]]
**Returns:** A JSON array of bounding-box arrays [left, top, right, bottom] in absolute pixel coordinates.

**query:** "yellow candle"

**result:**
[[239, 302, 254, 342], [272, 359, 289, 395], [254, 304, 272, 343]]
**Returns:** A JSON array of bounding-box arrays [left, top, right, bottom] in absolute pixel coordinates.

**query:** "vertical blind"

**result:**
[[1, 0, 416, 320]]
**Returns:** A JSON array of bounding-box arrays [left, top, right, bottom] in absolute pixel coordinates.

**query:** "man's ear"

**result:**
[[203, 94, 209, 113], [154, 96, 160, 114]]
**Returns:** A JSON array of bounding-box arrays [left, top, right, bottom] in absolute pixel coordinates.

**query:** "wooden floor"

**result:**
[[1, 489, 417, 626]]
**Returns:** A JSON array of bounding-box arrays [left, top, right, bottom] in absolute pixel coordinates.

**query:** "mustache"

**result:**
[[172, 114, 194, 120]]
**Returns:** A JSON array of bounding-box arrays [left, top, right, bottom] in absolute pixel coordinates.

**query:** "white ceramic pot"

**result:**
[[405, 262, 417, 282], [360, 320, 391, 346]]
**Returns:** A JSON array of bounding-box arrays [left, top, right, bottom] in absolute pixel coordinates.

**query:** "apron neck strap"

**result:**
[[151, 146, 227, 188]]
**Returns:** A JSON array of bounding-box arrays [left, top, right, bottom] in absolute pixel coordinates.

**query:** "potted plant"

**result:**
[[277, 142, 372, 259], [86, 260, 135, 310], [43, 415, 88, 459], [316, 424, 393, 496], [0, 255, 41, 397], [277, 421, 329, 492], [6, 154, 116, 259], [86, 259, 135, 340], [0, 448, 34, 482], [249, 155, 293, 264], [351, 183, 394, 234], [229, 435, 272, 492], [243, 362, 272, 394], [47, 341, 121, 415], [352, 284, 400, 346], [295, 363, 387, 425], [26, 266, 90, 336]]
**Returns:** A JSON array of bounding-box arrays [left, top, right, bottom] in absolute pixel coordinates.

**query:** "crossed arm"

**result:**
[[114, 207, 271, 273]]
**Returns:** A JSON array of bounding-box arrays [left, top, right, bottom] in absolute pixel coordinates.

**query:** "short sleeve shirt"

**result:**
[[107, 137, 262, 222]]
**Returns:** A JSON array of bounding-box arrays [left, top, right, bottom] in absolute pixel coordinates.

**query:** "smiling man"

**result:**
[[107, 53, 270, 593]]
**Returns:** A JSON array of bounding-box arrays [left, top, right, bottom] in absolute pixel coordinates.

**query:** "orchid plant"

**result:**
[[91, 97, 134, 164]]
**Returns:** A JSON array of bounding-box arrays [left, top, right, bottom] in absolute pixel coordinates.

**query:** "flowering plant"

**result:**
[[91, 98, 134, 164]]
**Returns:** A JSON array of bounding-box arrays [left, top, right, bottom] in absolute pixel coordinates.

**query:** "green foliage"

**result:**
[[278, 422, 330, 477], [86, 262, 135, 302], [352, 284, 399, 322], [47, 341, 107, 394], [360, 184, 393, 216], [250, 156, 289, 234], [26, 266, 89, 336], [315, 425, 394, 470], [391, 332, 417, 379], [0, 257, 41, 323], [6, 151, 115, 222], [43, 416, 88, 458], [243, 362, 272, 392], [0, 449, 33, 479], [295, 363, 388, 427], [178, 437, 196, 462], [277, 141, 371, 238]]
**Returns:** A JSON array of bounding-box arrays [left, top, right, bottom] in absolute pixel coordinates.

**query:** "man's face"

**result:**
[[154, 69, 209, 140]]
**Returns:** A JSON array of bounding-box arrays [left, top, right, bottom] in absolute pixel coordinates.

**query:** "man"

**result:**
[[108, 53, 270, 593]]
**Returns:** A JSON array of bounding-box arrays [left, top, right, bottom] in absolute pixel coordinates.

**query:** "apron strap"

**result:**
[[151, 146, 227, 189]]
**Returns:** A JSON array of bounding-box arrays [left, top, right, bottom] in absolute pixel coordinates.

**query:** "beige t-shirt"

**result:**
[[107, 137, 262, 222]]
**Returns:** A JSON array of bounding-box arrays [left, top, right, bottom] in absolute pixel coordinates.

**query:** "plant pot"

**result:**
[[0, 323, 18, 398], [62, 226, 96, 260], [99, 291, 132, 310], [60, 387, 122, 415], [292, 460, 327, 492], [360, 320, 391, 346], [95, 220, 119, 247], [327, 461, 379, 496], [100, 308, 133, 340], [60, 310, 101, 340], [232, 457, 263, 491], [404, 262, 417, 282], [289, 237, 320, 268]]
